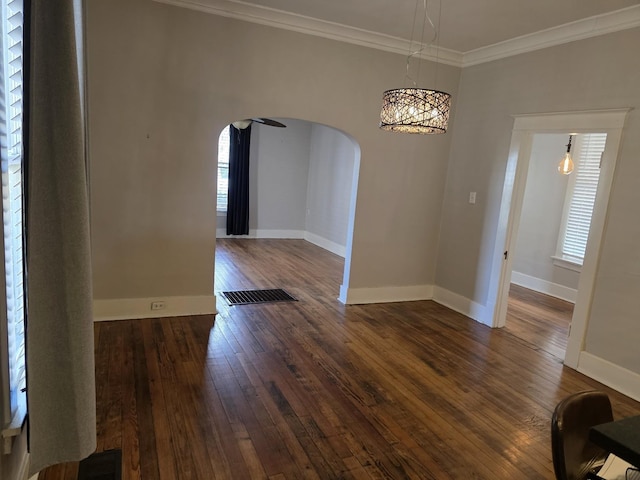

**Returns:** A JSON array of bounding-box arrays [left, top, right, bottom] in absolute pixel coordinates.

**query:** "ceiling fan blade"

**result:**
[[252, 118, 287, 128]]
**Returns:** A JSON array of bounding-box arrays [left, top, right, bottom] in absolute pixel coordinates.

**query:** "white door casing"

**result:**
[[490, 109, 629, 368]]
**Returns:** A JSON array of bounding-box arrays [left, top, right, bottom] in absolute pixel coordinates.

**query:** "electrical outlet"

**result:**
[[150, 301, 166, 310]]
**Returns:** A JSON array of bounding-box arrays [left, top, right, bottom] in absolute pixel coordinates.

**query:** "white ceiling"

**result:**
[[157, 0, 640, 65]]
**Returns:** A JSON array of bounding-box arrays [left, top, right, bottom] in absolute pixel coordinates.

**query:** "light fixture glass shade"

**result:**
[[380, 88, 451, 134], [558, 152, 575, 175]]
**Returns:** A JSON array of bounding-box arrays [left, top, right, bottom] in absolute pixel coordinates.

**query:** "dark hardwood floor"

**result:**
[[505, 283, 573, 360], [40, 239, 640, 480]]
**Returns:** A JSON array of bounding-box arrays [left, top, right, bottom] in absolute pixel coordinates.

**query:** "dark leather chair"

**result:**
[[551, 390, 613, 480]]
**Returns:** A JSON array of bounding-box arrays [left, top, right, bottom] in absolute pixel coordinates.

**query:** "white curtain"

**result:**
[[26, 0, 96, 474]]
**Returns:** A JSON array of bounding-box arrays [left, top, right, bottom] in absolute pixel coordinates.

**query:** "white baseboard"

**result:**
[[215, 229, 346, 256], [216, 229, 305, 239], [93, 295, 217, 321], [511, 271, 577, 303], [432, 286, 494, 327], [577, 351, 640, 402], [304, 232, 346, 257], [338, 284, 434, 305]]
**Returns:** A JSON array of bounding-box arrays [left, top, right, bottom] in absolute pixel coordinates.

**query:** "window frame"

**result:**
[[553, 132, 607, 270], [1, 0, 27, 452]]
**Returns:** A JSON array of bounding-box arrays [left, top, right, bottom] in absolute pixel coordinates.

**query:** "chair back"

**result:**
[[551, 390, 613, 480]]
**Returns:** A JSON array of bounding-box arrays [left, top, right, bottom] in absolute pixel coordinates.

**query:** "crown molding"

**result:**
[[152, 0, 640, 68], [151, 0, 463, 66], [462, 4, 640, 67]]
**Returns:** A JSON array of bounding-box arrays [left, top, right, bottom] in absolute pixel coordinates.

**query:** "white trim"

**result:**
[[432, 286, 494, 327], [151, 0, 460, 67], [462, 5, 640, 67], [216, 228, 305, 239], [215, 229, 347, 257], [511, 109, 630, 132], [577, 351, 640, 403], [304, 232, 345, 258], [338, 284, 433, 305], [510, 271, 577, 304], [551, 255, 582, 273], [152, 0, 640, 68], [93, 295, 217, 321], [490, 109, 629, 373]]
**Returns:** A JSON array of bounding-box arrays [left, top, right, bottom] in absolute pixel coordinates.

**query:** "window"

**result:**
[[217, 126, 230, 212], [1, 0, 26, 441], [555, 133, 607, 267]]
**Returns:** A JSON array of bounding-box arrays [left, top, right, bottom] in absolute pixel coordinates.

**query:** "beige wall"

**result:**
[[436, 28, 640, 373], [512, 134, 579, 291], [0, 429, 27, 480], [86, 0, 460, 300], [249, 119, 311, 233], [306, 123, 356, 248]]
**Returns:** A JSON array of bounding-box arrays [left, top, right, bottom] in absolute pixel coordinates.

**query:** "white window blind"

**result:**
[[1, 0, 26, 425], [560, 133, 607, 262], [217, 126, 230, 212]]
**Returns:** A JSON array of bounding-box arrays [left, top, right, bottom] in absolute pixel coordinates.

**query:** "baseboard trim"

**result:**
[[432, 286, 494, 327], [511, 271, 577, 303], [93, 295, 217, 321], [338, 285, 434, 305], [577, 351, 640, 402], [304, 232, 346, 257], [216, 229, 305, 239]]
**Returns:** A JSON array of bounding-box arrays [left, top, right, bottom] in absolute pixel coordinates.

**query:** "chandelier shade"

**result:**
[[380, 87, 452, 134]]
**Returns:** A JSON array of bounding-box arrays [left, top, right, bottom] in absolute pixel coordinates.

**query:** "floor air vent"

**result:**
[[221, 288, 298, 306]]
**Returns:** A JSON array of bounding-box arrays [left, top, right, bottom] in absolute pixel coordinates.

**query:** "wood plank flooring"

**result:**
[[505, 284, 573, 360], [40, 239, 640, 480]]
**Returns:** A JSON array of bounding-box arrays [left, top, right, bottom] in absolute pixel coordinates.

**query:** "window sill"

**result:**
[[2, 392, 27, 454], [552, 255, 583, 273]]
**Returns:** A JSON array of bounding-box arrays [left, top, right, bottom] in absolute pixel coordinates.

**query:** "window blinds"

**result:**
[[2, 0, 26, 417], [561, 133, 607, 261]]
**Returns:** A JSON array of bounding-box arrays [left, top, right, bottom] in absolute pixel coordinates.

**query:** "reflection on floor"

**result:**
[[39, 240, 639, 480]]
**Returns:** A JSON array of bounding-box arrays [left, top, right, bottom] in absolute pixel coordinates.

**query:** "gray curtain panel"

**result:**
[[26, 0, 97, 474]]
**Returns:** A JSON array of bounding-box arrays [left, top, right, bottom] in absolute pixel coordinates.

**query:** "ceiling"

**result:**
[[156, 0, 640, 65]]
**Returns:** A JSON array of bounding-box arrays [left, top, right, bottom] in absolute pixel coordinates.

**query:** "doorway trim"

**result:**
[[490, 109, 629, 368]]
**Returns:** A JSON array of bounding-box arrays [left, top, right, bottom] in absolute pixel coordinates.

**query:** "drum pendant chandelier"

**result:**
[[380, 0, 452, 135]]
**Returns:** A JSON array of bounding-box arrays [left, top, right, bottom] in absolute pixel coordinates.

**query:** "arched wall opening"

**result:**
[[214, 117, 361, 301]]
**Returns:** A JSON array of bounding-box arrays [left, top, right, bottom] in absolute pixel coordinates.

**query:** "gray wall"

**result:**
[[436, 27, 640, 373], [86, 0, 460, 300], [512, 134, 579, 291], [252, 120, 311, 233], [0, 429, 27, 480], [306, 123, 356, 249], [217, 119, 355, 252]]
